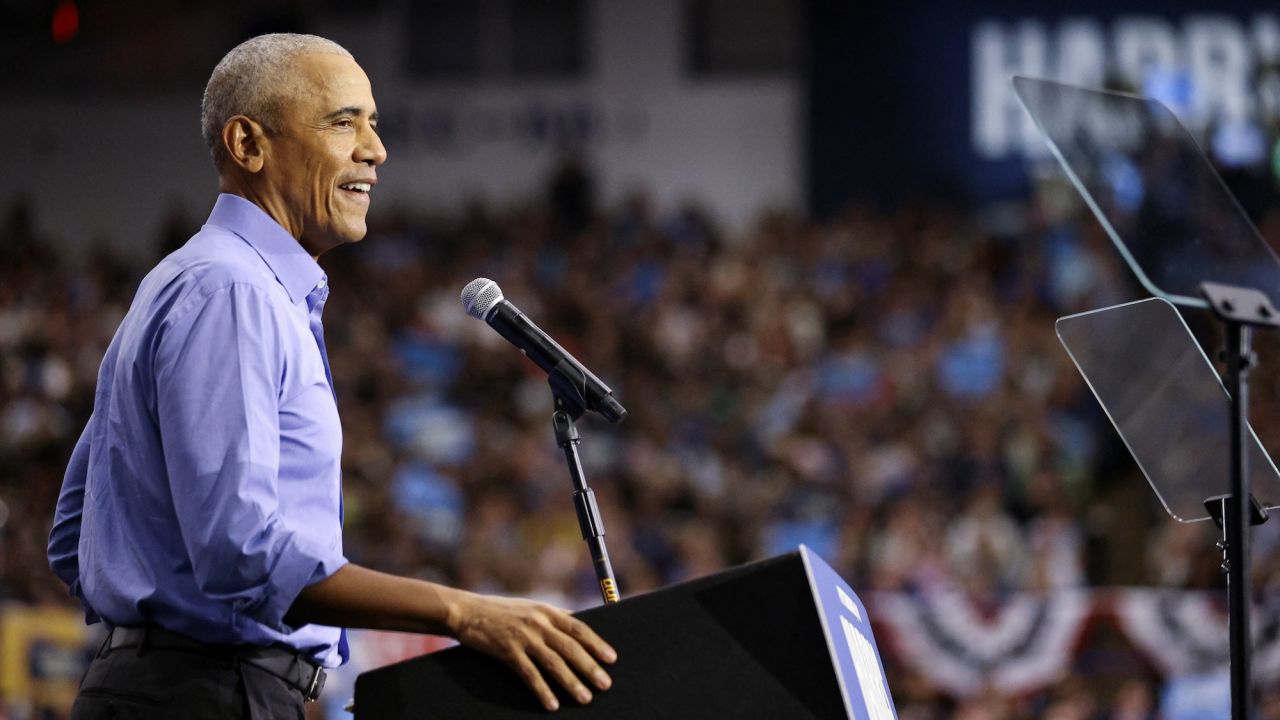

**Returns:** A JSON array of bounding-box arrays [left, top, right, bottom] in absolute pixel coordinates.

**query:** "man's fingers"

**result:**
[[456, 597, 619, 711], [511, 652, 560, 712], [553, 613, 618, 664], [531, 642, 594, 705], [545, 627, 612, 691]]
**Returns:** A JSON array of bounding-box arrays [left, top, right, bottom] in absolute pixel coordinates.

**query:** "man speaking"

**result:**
[[48, 33, 615, 719]]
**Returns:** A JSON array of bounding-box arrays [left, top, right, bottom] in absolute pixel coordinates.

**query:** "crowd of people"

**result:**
[[5, 164, 1280, 716]]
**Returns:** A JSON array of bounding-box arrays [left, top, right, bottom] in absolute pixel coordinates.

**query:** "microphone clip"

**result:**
[[548, 359, 591, 421]]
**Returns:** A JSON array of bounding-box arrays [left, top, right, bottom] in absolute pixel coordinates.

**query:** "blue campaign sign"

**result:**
[[800, 545, 898, 720], [807, 2, 1280, 213]]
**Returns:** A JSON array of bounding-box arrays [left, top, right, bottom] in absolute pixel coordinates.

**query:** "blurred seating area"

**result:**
[[5, 169, 1280, 717]]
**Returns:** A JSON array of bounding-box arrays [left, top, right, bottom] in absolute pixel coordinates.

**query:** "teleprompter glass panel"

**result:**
[[1013, 76, 1280, 310], [1056, 298, 1280, 522]]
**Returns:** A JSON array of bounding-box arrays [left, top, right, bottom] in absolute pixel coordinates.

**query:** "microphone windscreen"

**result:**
[[461, 278, 504, 320]]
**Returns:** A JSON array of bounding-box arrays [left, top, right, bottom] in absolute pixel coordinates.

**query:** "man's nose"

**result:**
[[357, 126, 387, 167]]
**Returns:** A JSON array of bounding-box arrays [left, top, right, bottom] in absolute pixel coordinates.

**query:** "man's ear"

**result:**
[[221, 116, 268, 173]]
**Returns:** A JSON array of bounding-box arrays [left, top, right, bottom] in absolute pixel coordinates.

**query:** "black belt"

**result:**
[[105, 625, 327, 702]]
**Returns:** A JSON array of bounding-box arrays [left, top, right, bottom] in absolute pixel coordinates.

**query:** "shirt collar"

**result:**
[[204, 193, 325, 305]]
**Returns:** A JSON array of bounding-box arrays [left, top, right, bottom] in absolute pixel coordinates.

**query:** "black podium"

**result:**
[[354, 546, 897, 719]]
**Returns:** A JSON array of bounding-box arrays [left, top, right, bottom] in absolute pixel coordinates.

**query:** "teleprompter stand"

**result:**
[[1200, 282, 1275, 719], [1057, 296, 1280, 720], [1014, 77, 1280, 719]]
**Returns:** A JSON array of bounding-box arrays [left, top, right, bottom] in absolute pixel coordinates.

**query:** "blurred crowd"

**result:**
[[5, 160, 1280, 717]]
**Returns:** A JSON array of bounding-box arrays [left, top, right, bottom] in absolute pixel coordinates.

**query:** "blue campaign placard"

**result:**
[[800, 545, 898, 720]]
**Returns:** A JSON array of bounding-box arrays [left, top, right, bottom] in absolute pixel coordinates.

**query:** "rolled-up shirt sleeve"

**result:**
[[155, 282, 346, 634]]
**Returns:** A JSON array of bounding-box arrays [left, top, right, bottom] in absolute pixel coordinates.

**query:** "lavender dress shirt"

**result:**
[[48, 193, 348, 666]]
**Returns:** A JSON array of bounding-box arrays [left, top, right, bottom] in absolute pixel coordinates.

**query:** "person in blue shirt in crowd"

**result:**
[[48, 33, 615, 719]]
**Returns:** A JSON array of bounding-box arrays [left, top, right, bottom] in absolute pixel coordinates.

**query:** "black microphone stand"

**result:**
[[547, 361, 620, 605]]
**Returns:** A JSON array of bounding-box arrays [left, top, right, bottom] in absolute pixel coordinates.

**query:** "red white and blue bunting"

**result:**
[[1113, 589, 1280, 680], [868, 589, 1280, 698], [871, 590, 1092, 697]]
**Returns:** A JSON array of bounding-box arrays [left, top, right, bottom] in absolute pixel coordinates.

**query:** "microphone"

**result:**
[[461, 278, 627, 423]]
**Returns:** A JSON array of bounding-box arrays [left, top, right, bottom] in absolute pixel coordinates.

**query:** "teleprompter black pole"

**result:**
[[552, 406, 620, 605], [1224, 320, 1254, 720], [1200, 281, 1280, 720]]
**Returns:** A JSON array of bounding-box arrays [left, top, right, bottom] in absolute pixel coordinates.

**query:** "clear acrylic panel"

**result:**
[[1056, 298, 1280, 522], [1013, 76, 1280, 310]]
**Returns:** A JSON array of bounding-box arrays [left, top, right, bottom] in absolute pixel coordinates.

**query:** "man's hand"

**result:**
[[447, 592, 617, 712], [288, 564, 618, 711]]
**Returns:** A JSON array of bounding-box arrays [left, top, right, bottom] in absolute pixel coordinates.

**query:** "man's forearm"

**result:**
[[285, 562, 464, 636]]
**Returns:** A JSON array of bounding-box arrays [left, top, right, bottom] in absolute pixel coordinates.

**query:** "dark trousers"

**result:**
[[70, 636, 306, 720]]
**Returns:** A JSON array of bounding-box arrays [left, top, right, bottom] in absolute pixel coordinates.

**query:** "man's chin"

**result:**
[[303, 224, 367, 258], [342, 223, 369, 243], [335, 215, 369, 244]]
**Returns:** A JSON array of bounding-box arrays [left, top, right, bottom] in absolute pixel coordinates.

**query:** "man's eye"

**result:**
[[335, 118, 354, 128]]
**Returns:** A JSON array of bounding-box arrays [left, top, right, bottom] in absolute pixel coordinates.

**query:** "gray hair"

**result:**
[[201, 33, 353, 168]]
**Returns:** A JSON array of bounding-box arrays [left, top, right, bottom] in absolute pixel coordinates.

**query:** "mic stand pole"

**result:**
[[550, 393, 620, 605]]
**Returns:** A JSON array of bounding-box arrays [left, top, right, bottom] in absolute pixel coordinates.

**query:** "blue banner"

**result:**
[[807, 1, 1280, 212]]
